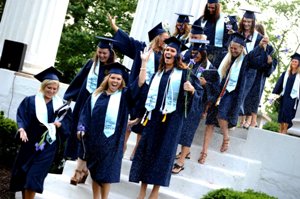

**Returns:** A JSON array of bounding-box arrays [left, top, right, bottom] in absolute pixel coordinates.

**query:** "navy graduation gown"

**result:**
[[273, 71, 299, 128], [10, 96, 72, 193], [179, 62, 217, 147], [63, 59, 108, 159], [113, 29, 162, 84], [77, 81, 144, 184], [129, 69, 203, 186]]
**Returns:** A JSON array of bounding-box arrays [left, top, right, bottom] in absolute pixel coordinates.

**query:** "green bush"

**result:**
[[262, 121, 279, 132], [202, 188, 277, 199], [0, 111, 19, 168]]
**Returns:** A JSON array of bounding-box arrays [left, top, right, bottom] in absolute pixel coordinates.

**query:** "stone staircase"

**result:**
[[16, 121, 262, 199]]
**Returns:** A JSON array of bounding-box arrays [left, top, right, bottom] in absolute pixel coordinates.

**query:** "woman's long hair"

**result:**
[[203, 3, 221, 23], [288, 60, 300, 76], [158, 49, 187, 72], [173, 23, 191, 39], [238, 17, 256, 37], [94, 74, 125, 95], [199, 51, 208, 68], [92, 47, 116, 73], [149, 34, 165, 52], [219, 43, 246, 79]]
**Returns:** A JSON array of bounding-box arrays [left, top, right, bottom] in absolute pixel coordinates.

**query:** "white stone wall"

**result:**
[[243, 128, 300, 199], [0, 69, 69, 120]]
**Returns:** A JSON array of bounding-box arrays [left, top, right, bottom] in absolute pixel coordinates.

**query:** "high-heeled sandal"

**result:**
[[198, 152, 207, 164], [220, 138, 230, 153], [70, 169, 82, 185], [175, 152, 191, 159], [79, 169, 89, 184]]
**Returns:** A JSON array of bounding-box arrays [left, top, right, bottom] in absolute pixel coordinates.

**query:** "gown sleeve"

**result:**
[[186, 71, 204, 114], [272, 72, 285, 95], [63, 59, 93, 101]]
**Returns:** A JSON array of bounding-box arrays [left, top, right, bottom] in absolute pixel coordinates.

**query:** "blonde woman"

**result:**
[[10, 67, 72, 199], [272, 53, 300, 133]]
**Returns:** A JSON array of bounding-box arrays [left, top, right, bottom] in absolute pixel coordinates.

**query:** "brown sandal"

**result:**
[[175, 152, 191, 159], [220, 138, 230, 153], [172, 163, 184, 174], [79, 169, 89, 184], [70, 169, 82, 185], [198, 152, 207, 164]]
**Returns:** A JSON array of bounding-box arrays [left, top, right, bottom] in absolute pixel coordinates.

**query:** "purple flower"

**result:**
[[199, 67, 205, 73], [35, 141, 46, 151], [78, 124, 85, 132], [275, 35, 281, 40]]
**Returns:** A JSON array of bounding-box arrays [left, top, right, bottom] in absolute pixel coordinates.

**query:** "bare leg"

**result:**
[[137, 183, 147, 199], [100, 183, 111, 199], [172, 146, 189, 173], [124, 128, 131, 153], [92, 181, 101, 199], [131, 133, 142, 160], [239, 115, 246, 127], [24, 189, 35, 199], [198, 125, 214, 164], [250, 113, 258, 127], [282, 123, 289, 134], [218, 119, 230, 152], [279, 123, 284, 133], [149, 185, 160, 199]]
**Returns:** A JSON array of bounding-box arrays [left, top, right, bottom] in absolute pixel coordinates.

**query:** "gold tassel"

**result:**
[[142, 117, 148, 126], [162, 114, 167, 122]]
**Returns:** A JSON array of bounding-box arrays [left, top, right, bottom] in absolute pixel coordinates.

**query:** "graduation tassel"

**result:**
[[141, 111, 149, 126], [162, 114, 167, 122], [142, 117, 149, 126]]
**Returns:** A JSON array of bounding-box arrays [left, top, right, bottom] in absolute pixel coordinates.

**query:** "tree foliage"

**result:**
[[56, 0, 137, 83]]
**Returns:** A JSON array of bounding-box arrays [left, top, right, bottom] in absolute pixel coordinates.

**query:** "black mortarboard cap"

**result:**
[[191, 24, 205, 35], [291, 52, 300, 62], [231, 32, 251, 47], [228, 15, 238, 24], [175, 13, 193, 23], [104, 62, 130, 83], [95, 36, 117, 49], [207, 0, 219, 3], [190, 39, 210, 51], [34, 66, 62, 82], [164, 36, 188, 53], [148, 22, 167, 42], [240, 8, 260, 20]]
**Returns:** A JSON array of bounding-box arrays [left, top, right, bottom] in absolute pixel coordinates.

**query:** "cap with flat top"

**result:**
[[190, 24, 205, 35], [207, 0, 219, 3], [175, 13, 193, 23], [164, 36, 188, 53], [291, 52, 300, 62], [240, 7, 261, 19], [104, 62, 130, 83], [231, 32, 251, 47], [95, 36, 117, 49], [190, 39, 210, 51], [148, 22, 167, 42], [34, 66, 63, 82]]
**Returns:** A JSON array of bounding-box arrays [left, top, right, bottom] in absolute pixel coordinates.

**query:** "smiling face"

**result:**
[[192, 50, 202, 62], [207, 3, 216, 14], [164, 46, 177, 67], [97, 48, 110, 64], [291, 59, 300, 70], [230, 42, 243, 58], [242, 17, 254, 31], [107, 74, 123, 93], [43, 82, 59, 100]]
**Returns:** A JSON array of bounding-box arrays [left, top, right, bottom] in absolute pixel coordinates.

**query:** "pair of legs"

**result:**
[[92, 181, 110, 199], [137, 183, 160, 199], [172, 145, 190, 173], [198, 119, 230, 164], [124, 118, 142, 159], [70, 158, 89, 185], [22, 190, 35, 199], [240, 113, 258, 128], [279, 122, 289, 134]]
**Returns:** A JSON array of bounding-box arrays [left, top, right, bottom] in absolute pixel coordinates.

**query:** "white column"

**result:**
[[123, 0, 207, 68], [0, 0, 69, 74], [288, 107, 300, 136]]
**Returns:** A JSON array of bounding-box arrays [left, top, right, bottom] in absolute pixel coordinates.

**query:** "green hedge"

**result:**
[[0, 111, 19, 168], [262, 121, 279, 132], [202, 188, 277, 199]]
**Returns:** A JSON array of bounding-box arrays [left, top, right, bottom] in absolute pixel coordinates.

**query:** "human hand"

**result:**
[[19, 128, 28, 142], [267, 55, 273, 64], [53, 121, 61, 128], [184, 81, 195, 94], [140, 47, 153, 63], [199, 77, 207, 86], [259, 36, 269, 49], [107, 14, 118, 32]]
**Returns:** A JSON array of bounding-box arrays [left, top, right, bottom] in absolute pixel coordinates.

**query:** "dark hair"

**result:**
[[199, 51, 208, 68], [255, 24, 265, 36], [203, 3, 221, 23], [238, 17, 255, 36]]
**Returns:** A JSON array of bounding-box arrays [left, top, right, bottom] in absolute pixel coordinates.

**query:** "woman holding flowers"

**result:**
[[10, 67, 72, 199]]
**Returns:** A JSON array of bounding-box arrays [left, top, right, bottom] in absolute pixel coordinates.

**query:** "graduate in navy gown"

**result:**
[[10, 67, 72, 199], [108, 14, 170, 156], [172, 13, 193, 45], [173, 40, 215, 173], [77, 62, 147, 199], [193, 0, 238, 68], [234, 8, 266, 128], [197, 33, 268, 163], [129, 37, 203, 199], [63, 36, 119, 186], [243, 23, 277, 128], [272, 53, 300, 133]]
